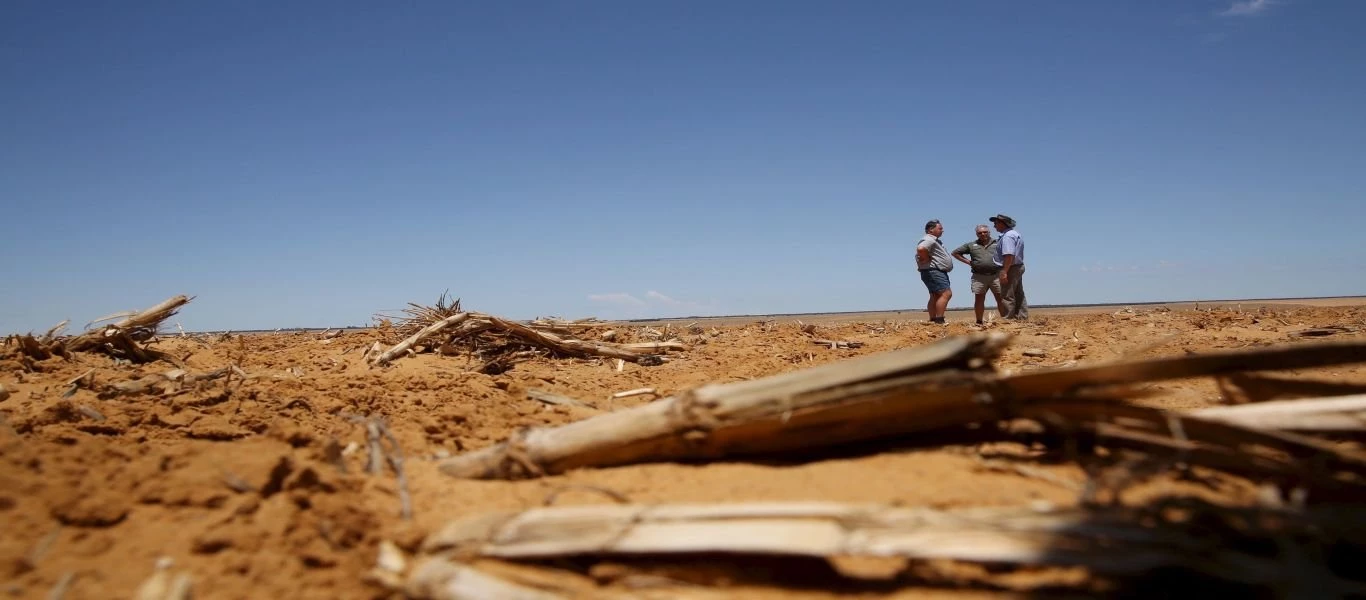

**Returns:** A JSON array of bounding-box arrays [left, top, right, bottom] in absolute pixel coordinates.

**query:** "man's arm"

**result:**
[[951, 243, 973, 266], [916, 243, 930, 264]]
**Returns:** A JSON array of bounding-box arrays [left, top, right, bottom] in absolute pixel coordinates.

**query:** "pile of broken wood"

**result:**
[[3, 295, 192, 368], [366, 295, 686, 370], [391, 332, 1366, 598]]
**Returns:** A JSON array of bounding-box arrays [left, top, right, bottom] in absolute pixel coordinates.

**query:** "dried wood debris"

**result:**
[[2, 294, 192, 366], [347, 413, 413, 520], [408, 499, 1366, 597], [799, 321, 864, 349], [437, 335, 1366, 502], [368, 294, 686, 368]]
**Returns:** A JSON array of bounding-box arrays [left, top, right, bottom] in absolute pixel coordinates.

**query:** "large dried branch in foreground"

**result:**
[[412, 501, 1366, 596], [436, 336, 1366, 492], [1186, 393, 1366, 432], [438, 333, 1010, 479]]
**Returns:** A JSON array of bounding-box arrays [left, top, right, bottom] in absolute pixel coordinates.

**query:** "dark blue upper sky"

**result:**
[[3, 0, 1363, 331]]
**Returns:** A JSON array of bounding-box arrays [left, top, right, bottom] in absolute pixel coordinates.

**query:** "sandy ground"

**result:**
[[2, 298, 1365, 599]]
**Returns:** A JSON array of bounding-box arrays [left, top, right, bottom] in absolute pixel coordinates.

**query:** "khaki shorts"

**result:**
[[970, 271, 1002, 295]]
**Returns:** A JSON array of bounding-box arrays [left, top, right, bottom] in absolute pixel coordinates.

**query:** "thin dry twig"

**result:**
[[348, 413, 412, 520], [378, 422, 413, 521], [973, 456, 1084, 492], [47, 572, 75, 600], [527, 389, 595, 409]]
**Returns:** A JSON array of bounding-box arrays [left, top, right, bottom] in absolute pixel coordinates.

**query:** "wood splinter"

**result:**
[[611, 387, 657, 400]]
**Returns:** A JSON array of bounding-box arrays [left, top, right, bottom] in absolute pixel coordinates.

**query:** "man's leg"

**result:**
[[935, 288, 952, 320], [920, 271, 937, 321], [1003, 265, 1026, 319], [988, 274, 1006, 318], [970, 275, 986, 323], [1012, 265, 1027, 319]]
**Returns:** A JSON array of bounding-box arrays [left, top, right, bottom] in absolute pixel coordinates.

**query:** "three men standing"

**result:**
[[951, 225, 1005, 325], [915, 219, 953, 324], [914, 215, 1027, 323], [990, 214, 1027, 320]]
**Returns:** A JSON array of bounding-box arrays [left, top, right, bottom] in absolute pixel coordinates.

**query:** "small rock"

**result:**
[[185, 416, 248, 440], [52, 495, 129, 527], [1021, 349, 1047, 358], [0, 383, 10, 402]]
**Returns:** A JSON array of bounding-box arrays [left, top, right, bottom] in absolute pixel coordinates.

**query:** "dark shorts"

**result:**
[[919, 269, 951, 293]]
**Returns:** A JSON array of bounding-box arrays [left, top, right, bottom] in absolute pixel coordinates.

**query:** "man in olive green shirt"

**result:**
[[951, 224, 1006, 325]]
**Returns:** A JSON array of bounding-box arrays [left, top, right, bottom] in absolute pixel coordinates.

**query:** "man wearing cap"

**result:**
[[990, 214, 1027, 320], [915, 219, 953, 324], [952, 224, 1006, 325]]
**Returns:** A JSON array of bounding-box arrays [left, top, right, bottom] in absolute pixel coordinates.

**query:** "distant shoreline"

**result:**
[[181, 295, 1366, 334]]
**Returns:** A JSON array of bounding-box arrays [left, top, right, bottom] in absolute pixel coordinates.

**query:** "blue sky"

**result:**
[[2, 0, 1363, 332]]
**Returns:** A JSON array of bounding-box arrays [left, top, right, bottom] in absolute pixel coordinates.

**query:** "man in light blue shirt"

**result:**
[[990, 213, 1027, 320]]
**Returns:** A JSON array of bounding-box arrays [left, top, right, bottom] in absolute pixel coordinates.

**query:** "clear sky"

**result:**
[[3, 0, 1363, 332]]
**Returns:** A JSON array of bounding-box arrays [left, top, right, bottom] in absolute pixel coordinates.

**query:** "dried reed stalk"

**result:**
[[437, 336, 1366, 485], [438, 334, 1009, 479], [65, 295, 191, 351], [417, 501, 1366, 592], [1186, 394, 1366, 432]]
